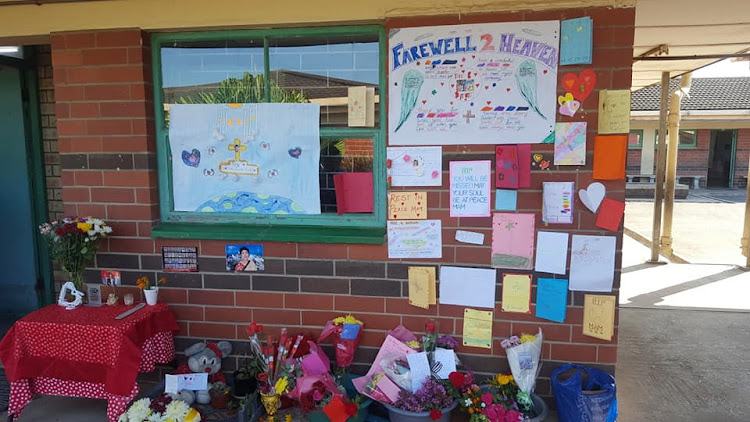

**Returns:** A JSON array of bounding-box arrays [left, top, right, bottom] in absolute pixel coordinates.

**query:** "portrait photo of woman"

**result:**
[[225, 244, 265, 272]]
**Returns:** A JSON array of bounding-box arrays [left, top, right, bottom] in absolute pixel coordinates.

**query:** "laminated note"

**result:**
[[463, 308, 493, 349], [536, 278, 569, 323], [569, 235, 616, 292], [501, 274, 532, 313], [389, 191, 427, 220], [583, 294, 616, 341], [491, 213, 535, 270], [598, 90, 631, 134]]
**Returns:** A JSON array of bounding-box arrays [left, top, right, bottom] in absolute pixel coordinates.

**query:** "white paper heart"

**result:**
[[579, 182, 606, 213]]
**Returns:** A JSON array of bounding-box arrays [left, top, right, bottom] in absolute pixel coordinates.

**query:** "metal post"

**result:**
[[650, 72, 670, 263], [743, 158, 750, 267]]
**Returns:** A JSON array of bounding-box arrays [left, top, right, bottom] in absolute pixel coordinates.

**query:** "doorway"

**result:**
[[707, 129, 736, 188]]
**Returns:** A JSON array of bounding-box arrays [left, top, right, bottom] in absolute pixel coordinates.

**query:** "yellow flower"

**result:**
[[77, 222, 93, 232], [406, 340, 421, 349], [495, 373, 514, 385], [333, 315, 363, 325], [285, 415, 293, 422], [274, 376, 289, 394], [520, 333, 536, 344]]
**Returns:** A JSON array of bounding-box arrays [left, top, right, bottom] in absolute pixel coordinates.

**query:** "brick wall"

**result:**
[[51, 7, 634, 407], [734, 129, 750, 187], [36, 45, 64, 221]]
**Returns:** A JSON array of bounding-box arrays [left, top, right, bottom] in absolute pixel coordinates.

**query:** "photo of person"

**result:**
[[225, 244, 264, 272]]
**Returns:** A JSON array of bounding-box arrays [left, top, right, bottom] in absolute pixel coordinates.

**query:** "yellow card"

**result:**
[[463, 308, 493, 349], [598, 89, 631, 134], [408, 267, 430, 309], [389, 192, 427, 220], [501, 274, 531, 313], [408, 266, 436, 307], [583, 294, 616, 341]]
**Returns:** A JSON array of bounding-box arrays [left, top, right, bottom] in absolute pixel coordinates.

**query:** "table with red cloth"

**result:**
[[0, 303, 179, 422]]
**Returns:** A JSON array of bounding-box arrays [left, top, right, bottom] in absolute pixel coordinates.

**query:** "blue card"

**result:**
[[535, 278, 568, 323], [560, 17, 593, 65], [495, 189, 518, 211], [341, 323, 361, 340]]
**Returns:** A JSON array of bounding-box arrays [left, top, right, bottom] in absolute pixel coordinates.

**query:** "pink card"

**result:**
[[495, 145, 519, 189], [333, 172, 374, 215], [595, 198, 625, 231], [491, 213, 536, 270], [353, 335, 415, 394]]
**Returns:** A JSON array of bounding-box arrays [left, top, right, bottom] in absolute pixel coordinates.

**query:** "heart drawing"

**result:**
[[181, 149, 200, 167], [288, 147, 302, 159], [561, 69, 596, 103], [557, 92, 581, 117], [579, 182, 606, 213]]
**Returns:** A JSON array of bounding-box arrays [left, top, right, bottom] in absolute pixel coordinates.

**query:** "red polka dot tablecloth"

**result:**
[[0, 303, 179, 421]]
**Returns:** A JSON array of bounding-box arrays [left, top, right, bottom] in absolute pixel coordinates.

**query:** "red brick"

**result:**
[[359, 329, 388, 347], [61, 187, 90, 202], [199, 240, 226, 256], [91, 187, 135, 203], [58, 137, 102, 153], [262, 242, 297, 258], [490, 321, 512, 338], [51, 34, 66, 50], [69, 103, 100, 118], [84, 84, 132, 101], [66, 66, 145, 84], [386, 298, 438, 316], [301, 310, 341, 327], [61, 171, 75, 186], [176, 322, 189, 336], [52, 50, 84, 67], [550, 343, 597, 362], [130, 84, 149, 101], [334, 296, 384, 313], [61, 32, 96, 49], [100, 102, 148, 118], [127, 47, 144, 64], [511, 322, 571, 342], [455, 245, 491, 265], [348, 244, 388, 261], [298, 244, 348, 259], [592, 47, 633, 69], [135, 188, 159, 204], [102, 135, 153, 153], [437, 304, 466, 318], [171, 304, 204, 321], [597, 346, 618, 363], [253, 309, 300, 326], [189, 322, 236, 340], [517, 191, 543, 210], [358, 313, 401, 330], [55, 103, 70, 119], [108, 237, 154, 254], [137, 222, 152, 237], [87, 119, 132, 136], [72, 170, 103, 186], [131, 118, 153, 136], [81, 48, 129, 66], [402, 316, 455, 334], [188, 290, 234, 306], [55, 85, 85, 101], [102, 170, 155, 187], [96, 29, 143, 48], [205, 306, 252, 323], [107, 204, 154, 220], [108, 221, 138, 237], [235, 291, 284, 308], [57, 119, 87, 136], [285, 293, 333, 310]]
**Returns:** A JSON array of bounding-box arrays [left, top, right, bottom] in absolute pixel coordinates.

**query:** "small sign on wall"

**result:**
[[162, 246, 199, 272]]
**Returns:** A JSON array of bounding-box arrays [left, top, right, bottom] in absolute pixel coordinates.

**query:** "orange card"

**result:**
[[593, 135, 627, 180], [595, 198, 625, 231]]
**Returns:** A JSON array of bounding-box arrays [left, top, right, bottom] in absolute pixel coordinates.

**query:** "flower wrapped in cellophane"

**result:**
[[500, 329, 543, 411], [318, 314, 364, 371]]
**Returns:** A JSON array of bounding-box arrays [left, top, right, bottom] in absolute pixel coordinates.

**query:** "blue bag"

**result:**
[[551, 364, 618, 422]]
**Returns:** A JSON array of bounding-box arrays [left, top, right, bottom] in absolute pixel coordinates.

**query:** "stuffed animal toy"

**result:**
[[170, 341, 232, 405]]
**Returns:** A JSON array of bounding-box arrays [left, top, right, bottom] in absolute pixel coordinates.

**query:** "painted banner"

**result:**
[[389, 20, 560, 145], [169, 103, 321, 214]]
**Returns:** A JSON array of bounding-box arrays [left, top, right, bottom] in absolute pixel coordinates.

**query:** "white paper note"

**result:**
[[439, 266, 496, 309], [407, 352, 432, 392], [542, 182, 574, 224], [534, 231, 570, 275], [165, 373, 208, 394], [569, 235, 616, 292], [387, 220, 442, 259], [387, 146, 443, 186], [455, 230, 485, 245], [433, 348, 457, 379]]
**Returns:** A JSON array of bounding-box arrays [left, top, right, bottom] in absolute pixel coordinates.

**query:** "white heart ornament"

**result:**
[[579, 182, 606, 213]]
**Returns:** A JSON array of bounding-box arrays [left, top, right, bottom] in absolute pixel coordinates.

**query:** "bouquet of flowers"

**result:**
[[450, 371, 526, 422], [39, 216, 112, 291], [392, 376, 454, 421], [318, 315, 364, 371], [137, 275, 167, 290], [500, 330, 543, 410], [118, 395, 201, 422]]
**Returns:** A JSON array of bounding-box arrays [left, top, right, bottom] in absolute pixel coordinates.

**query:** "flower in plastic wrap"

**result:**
[[501, 329, 543, 411], [318, 314, 363, 369]]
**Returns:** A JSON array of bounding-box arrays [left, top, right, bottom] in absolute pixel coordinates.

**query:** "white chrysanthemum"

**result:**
[[164, 400, 190, 420], [147, 411, 165, 422], [104, 225, 113, 233], [127, 398, 151, 421], [118, 413, 129, 422]]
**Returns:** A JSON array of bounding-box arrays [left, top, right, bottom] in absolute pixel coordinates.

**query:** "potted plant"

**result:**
[[233, 354, 264, 397], [209, 382, 231, 409], [382, 377, 458, 422], [136, 275, 166, 305]]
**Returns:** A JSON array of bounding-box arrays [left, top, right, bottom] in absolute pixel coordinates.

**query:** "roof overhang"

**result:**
[[633, 0, 750, 90]]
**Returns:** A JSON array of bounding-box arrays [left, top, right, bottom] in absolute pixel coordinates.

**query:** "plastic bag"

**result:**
[[551, 364, 618, 422]]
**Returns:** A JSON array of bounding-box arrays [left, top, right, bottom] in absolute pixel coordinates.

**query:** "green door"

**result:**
[[0, 65, 39, 316]]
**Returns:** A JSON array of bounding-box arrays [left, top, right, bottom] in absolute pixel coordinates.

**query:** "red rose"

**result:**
[[448, 372, 465, 389], [386, 158, 393, 168], [425, 321, 436, 333], [429, 409, 442, 420], [344, 402, 358, 416]]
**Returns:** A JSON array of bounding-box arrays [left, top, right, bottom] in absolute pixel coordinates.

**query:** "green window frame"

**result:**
[[628, 129, 643, 149], [150, 26, 387, 244], [654, 129, 698, 148]]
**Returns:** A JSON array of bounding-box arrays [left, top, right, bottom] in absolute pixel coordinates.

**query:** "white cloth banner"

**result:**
[[169, 103, 321, 214], [389, 20, 559, 145]]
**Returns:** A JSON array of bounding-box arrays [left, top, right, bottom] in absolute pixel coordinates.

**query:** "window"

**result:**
[[654, 129, 698, 148], [151, 27, 386, 243], [628, 130, 643, 149]]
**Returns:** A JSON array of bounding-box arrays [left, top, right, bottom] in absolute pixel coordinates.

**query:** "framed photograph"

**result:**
[[100, 270, 121, 286], [225, 244, 264, 272], [86, 284, 103, 307]]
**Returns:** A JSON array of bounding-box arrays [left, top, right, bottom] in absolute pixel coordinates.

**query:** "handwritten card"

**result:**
[[450, 160, 491, 217], [491, 213, 535, 270], [560, 17, 593, 65], [387, 146, 442, 186], [455, 230, 485, 245], [542, 182, 575, 224], [598, 90, 631, 134], [348, 86, 375, 127], [165, 373, 208, 394], [583, 294, 616, 341], [534, 231, 569, 275], [495, 145, 519, 189], [536, 278, 569, 323], [387, 220, 442, 259], [440, 266, 496, 309], [554, 122, 587, 165], [463, 308, 493, 349], [501, 274, 532, 313], [434, 348, 457, 379], [389, 191, 427, 220], [495, 189, 518, 211], [569, 235, 616, 292], [407, 352, 432, 392], [595, 198, 625, 231], [408, 266, 436, 309]]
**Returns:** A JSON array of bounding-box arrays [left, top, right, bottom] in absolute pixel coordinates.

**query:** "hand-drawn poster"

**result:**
[[542, 181, 574, 224], [169, 103, 321, 214], [389, 191, 427, 220], [389, 21, 560, 145], [560, 17, 593, 65], [569, 235, 616, 292], [554, 122, 587, 165], [387, 146, 443, 186], [387, 220, 442, 259], [491, 213, 535, 269], [582, 294, 616, 341], [501, 273, 532, 313], [450, 160, 491, 217]]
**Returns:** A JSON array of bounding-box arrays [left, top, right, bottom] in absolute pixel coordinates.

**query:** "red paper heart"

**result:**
[[561, 69, 596, 102], [543, 69, 548, 74], [506, 88, 511, 92], [441, 82, 445, 86], [422, 100, 427, 104], [540, 160, 550, 169], [487, 101, 492, 105]]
